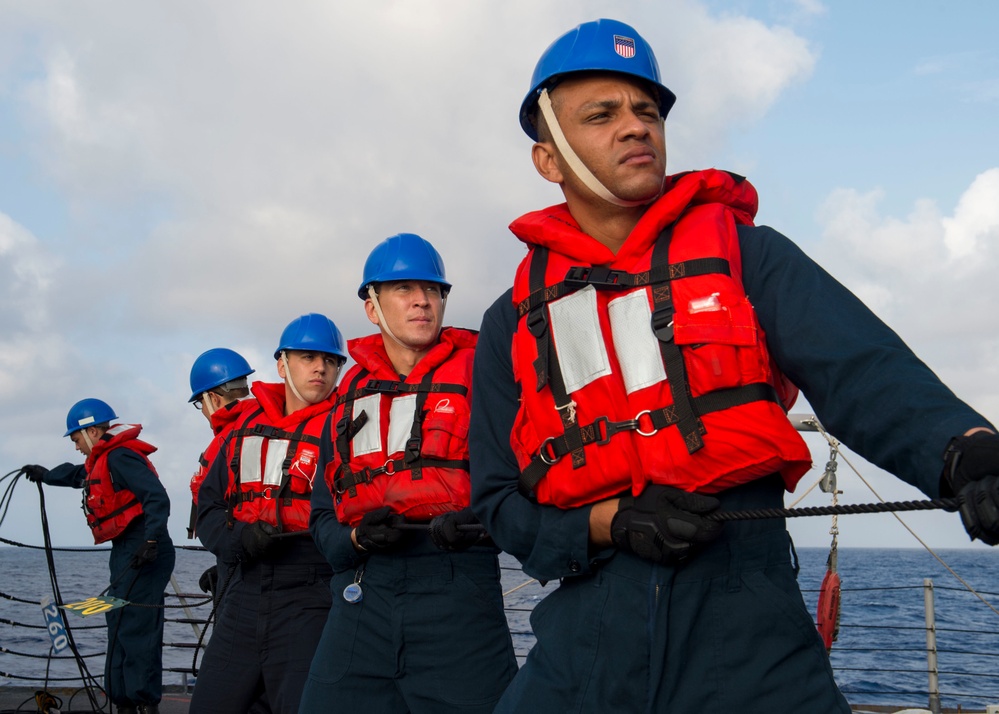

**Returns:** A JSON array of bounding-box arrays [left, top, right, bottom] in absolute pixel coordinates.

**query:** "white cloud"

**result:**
[[942, 168, 999, 259], [3, 0, 820, 340], [661, 4, 816, 167], [0, 1, 840, 545], [813, 169, 999, 421], [788, 0, 827, 18], [0, 211, 54, 321]]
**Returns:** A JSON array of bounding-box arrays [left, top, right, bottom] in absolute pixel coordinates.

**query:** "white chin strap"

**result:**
[[538, 88, 663, 208], [202, 392, 217, 418], [81, 429, 95, 451], [281, 351, 334, 405], [367, 286, 445, 352]]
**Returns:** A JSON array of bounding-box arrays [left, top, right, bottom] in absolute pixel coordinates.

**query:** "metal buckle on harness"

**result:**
[[593, 410, 658, 445], [633, 410, 657, 437], [365, 379, 401, 393], [381, 459, 397, 475], [262, 488, 274, 500], [538, 437, 560, 466]]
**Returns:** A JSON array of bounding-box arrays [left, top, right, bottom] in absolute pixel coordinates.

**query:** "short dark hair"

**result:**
[[532, 89, 563, 144], [211, 378, 250, 403], [531, 72, 661, 144]]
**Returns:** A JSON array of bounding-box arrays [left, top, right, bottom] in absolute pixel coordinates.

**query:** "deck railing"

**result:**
[[2, 549, 998, 713]]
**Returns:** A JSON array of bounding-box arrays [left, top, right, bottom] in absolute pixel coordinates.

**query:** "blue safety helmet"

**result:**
[[273, 313, 347, 362], [519, 18, 677, 141], [357, 233, 451, 299], [188, 348, 255, 402], [64, 398, 118, 437]]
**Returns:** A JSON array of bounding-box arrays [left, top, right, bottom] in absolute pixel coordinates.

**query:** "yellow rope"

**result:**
[[503, 578, 538, 598]]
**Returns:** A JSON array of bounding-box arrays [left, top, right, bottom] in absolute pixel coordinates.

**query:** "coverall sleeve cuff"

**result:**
[[526, 503, 600, 581]]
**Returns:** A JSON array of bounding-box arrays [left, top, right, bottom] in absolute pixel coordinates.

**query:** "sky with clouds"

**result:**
[[0, 0, 997, 553]]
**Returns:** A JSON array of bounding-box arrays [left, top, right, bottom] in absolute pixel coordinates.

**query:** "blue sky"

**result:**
[[1, 0, 997, 554]]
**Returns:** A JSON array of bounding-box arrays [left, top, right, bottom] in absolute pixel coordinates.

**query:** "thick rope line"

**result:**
[[709, 497, 959, 521]]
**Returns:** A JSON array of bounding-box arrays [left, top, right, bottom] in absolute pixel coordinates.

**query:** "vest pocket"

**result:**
[[288, 446, 319, 492], [420, 401, 469, 459], [673, 294, 764, 392]]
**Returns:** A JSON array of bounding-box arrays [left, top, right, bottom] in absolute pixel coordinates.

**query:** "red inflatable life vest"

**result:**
[[223, 381, 334, 533], [187, 399, 258, 538], [510, 170, 812, 507], [325, 328, 475, 527], [83, 424, 158, 544]]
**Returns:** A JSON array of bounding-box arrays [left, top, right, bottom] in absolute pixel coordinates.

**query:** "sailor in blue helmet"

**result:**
[[186, 348, 255, 605], [22, 399, 175, 714], [187, 348, 255, 539], [191, 315, 346, 714], [468, 18, 999, 713], [299, 234, 517, 713]]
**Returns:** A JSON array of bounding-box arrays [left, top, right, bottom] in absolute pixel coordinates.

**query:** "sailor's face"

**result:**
[[70, 428, 94, 456], [548, 74, 667, 203], [279, 350, 340, 405], [366, 280, 445, 352]]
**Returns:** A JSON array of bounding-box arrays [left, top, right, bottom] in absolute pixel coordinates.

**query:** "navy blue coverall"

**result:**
[[300, 451, 517, 714], [46, 451, 175, 710], [191, 427, 333, 714], [469, 223, 992, 714]]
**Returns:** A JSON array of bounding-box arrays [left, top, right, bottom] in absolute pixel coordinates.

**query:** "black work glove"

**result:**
[[956, 477, 999, 546], [943, 432, 999, 545], [198, 565, 219, 595], [610, 484, 722, 565], [354, 506, 406, 554], [240, 521, 279, 562], [22, 464, 49, 483], [428, 507, 488, 552], [130, 540, 158, 569]]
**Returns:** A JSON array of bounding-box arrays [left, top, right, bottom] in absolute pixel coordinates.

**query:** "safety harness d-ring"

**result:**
[[633, 410, 657, 437], [538, 437, 560, 466]]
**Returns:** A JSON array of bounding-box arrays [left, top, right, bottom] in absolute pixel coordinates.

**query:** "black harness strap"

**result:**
[[224, 405, 264, 528], [332, 367, 470, 497], [513, 228, 743, 498], [226, 406, 265, 481], [273, 418, 309, 533], [525, 247, 587, 473], [88, 497, 140, 528], [649, 224, 707, 453], [404, 371, 435, 481], [335, 378, 466, 406], [333, 457, 471, 496], [334, 370, 370, 499], [187, 452, 211, 538], [225, 405, 323, 531], [516, 257, 729, 317], [517, 383, 779, 496]]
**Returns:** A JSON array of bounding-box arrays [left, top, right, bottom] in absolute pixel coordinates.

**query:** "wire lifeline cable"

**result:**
[[2, 469, 211, 711], [25, 470, 109, 712]]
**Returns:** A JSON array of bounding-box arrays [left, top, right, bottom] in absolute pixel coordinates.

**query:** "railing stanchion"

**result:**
[[924, 578, 941, 714]]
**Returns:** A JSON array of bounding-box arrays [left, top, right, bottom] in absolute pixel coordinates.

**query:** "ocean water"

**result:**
[[2, 545, 997, 710]]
